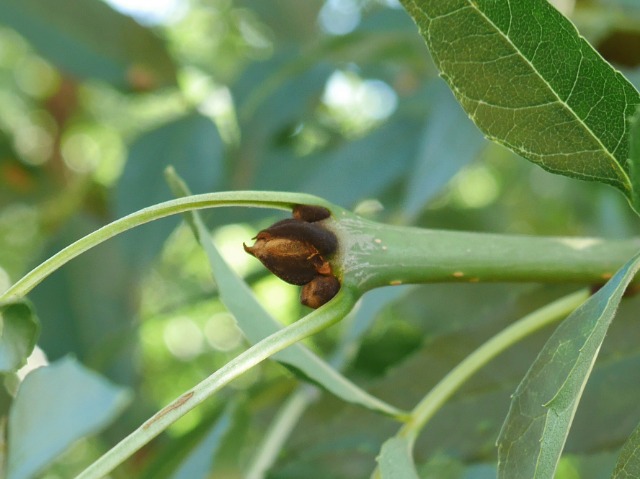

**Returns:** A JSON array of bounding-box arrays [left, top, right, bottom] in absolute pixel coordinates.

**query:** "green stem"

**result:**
[[0, 191, 331, 303], [397, 289, 590, 444], [3, 193, 638, 304], [333, 213, 640, 290], [75, 287, 357, 479]]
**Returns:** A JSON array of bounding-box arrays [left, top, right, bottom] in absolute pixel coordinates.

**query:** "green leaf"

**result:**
[[0, 0, 177, 90], [297, 114, 425, 206], [400, 0, 640, 205], [612, 421, 640, 479], [165, 170, 405, 418], [0, 301, 39, 373], [402, 83, 486, 220], [376, 436, 420, 479], [116, 112, 223, 270], [136, 404, 232, 479], [7, 356, 131, 479], [629, 106, 640, 208], [169, 405, 235, 479], [497, 252, 640, 478], [29, 216, 138, 387]]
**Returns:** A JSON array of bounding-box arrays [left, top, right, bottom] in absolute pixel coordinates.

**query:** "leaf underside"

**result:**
[[497, 252, 640, 478], [401, 0, 640, 202], [612, 419, 640, 479]]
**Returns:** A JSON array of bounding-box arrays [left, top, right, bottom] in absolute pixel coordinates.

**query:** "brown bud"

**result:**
[[300, 275, 341, 309], [259, 218, 337, 255], [292, 204, 331, 222], [244, 205, 342, 309], [243, 219, 335, 285]]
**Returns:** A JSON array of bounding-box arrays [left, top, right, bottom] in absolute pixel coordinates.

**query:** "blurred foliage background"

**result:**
[[3, 0, 640, 477]]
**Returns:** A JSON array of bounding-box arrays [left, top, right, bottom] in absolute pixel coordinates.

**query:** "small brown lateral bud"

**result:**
[[244, 204, 342, 309], [243, 236, 323, 285], [292, 204, 331, 222], [243, 219, 336, 285], [300, 275, 341, 309], [260, 219, 337, 255]]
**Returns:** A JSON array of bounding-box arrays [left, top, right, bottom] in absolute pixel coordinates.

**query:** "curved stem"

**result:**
[[75, 287, 357, 479], [398, 289, 590, 444], [0, 191, 331, 302], [4, 192, 638, 304]]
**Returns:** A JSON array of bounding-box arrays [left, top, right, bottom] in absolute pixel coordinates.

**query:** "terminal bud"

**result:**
[[243, 205, 341, 308]]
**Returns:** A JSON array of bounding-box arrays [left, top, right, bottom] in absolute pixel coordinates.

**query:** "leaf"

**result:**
[[497, 252, 640, 478], [402, 82, 486, 220], [0, 0, 176, 90], [169, 405, 235, 479], [116, 112, 223, 271], [231, 54, 333, 192], [629, 106, 640, 207], [29, 216, 138, 387], [270, 285, 640, 478], [400, 0, 640, 205], [7, 356, 131, 479], [612, 421, 640, 479], [602, 0, 640, 11], [135, 404, 235, 479], [330, 286, 413, 369], [165, 170, 405, 418], [376, 436, 420, 479], [0, 301, 39, 374], [296, 115, 425, 207]]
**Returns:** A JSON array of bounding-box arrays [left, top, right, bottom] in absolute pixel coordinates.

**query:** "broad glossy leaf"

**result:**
[[612, 421, 640, 479], [7, 356, 130, 479], [400, 0, 640, 205], [497, 252, 640, 478], [116, 112, 223, 271], [0, 0, 176, 90], [0, 301, 39, 373], [166, 172, 404, 417]]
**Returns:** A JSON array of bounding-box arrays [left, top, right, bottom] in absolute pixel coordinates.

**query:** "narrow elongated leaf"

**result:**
[[0, 301, 39, 373], [497, 252, 640, 478], [612, 421, 640, 479], [0, 0, 176, 90], [166, 171, 404, 418], [376, 437, 420, 479], [629, 107, 640, 206], [7, 356, 130, 479], [403, 83, 486, 220], [401, 0, 640, 205], [298, 115, 424, 206], [170, 406, 234, 479]]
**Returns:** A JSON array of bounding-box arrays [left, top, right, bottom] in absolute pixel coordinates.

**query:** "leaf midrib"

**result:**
[[460, 0, 632, 192]]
